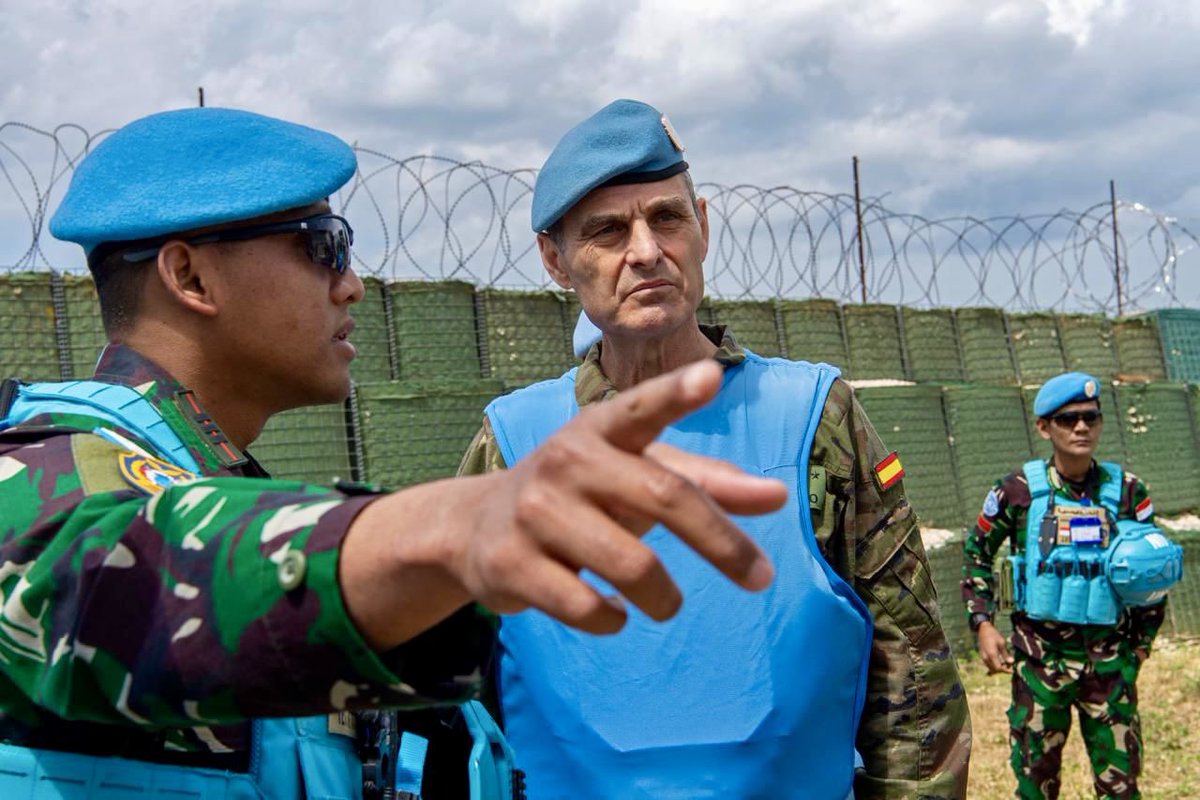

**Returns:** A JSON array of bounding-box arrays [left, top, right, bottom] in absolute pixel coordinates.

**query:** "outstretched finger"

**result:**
[[644, 442, 788, 516], [578, 360, 725, 454]]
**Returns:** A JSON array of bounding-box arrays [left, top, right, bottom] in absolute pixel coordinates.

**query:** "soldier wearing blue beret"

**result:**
[[459, 99, 971, 799], [1, 107, 789, 798], [963, 371, 1178, 798]]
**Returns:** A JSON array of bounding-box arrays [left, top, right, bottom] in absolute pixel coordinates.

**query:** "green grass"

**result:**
[[959, 637, 1200, 799]]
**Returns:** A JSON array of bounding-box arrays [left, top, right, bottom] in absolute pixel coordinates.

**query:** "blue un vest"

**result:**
[[0, 380, 362, 800], [486, 354, 873, 800], [1014, 459, 1182, 625]]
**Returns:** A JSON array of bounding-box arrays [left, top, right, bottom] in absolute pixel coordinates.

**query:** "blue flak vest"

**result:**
[[0, 380, 362, 800], [1014, 459, 1182, 626], [486, 354, 873, 800]]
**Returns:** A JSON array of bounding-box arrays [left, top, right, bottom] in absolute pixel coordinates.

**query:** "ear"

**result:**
[[537, 233, 573, 290], [1035, 418, 1051, 441], [155, 241, 220, 318], [696, 195, 710, 262]]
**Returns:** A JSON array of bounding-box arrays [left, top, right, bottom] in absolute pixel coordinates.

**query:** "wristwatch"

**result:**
[[968, 612, 993, 632]]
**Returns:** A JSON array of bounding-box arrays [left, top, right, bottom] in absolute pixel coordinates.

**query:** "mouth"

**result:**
[[628, 279, 674, 295], [333, 319, 356, 342]]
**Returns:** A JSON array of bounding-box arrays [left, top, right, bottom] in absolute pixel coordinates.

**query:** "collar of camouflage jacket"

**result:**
[[574, 323, 747, 408]]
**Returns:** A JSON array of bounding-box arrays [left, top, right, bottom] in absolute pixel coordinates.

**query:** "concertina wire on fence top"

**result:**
[[2, 120, 1198, 313]]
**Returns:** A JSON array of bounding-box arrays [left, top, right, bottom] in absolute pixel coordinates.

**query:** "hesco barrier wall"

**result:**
[[2, 273, 1198, 643]]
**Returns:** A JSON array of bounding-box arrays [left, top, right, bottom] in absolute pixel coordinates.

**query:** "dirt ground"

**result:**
[[959, 637, 1200, 799]]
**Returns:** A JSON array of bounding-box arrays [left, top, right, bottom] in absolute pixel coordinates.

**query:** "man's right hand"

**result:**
[[976, 621, 1014, 674], [342, 360, 788, 649]]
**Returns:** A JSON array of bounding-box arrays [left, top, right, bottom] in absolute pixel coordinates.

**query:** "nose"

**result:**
[[334, 264, 366, 305], [625, 219, 662, 268]]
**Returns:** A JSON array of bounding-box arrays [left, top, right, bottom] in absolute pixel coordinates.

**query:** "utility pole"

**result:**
[[853, 156, 867, 304]]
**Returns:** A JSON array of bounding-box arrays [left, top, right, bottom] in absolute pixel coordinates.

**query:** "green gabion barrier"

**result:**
[[1165, 536, 1200, 637], [1008, 312, 1067, 383], [856, 385, 962, 528], [777, 299, 848, 370], [842, 304, 907, 380], [355, 379, 505, 488], [62, 273, 105, 379], [251, 403, 353, 485], [944, 384, 1035, 528], [559, 291, 584, 351], [708, 300, 781, 357], [954, 308, 1017, 384], [1056, 314, 1119, 378], [0, 273, 60, 380], [1021, 383, 1128, 466], [1113, 316, 1167, 380], [1113, 382, 1200, 515], [480, 289, 572, 387], [1153, 308, 1200, 382], [390, 280, 480, 381], [901, 308, 964, 383], [350, 278, 394, 382]]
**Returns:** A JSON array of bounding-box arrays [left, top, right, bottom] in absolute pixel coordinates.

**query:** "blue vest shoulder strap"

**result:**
[[1097, 461, 1123, 517], [1023, 459, 1051, 500], [3, 380, 201, 473]]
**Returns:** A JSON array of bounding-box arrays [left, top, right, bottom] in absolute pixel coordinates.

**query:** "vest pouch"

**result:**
[[254, 716, 362, 800], [1057, 561, 1090, 624], [1027, 561, 1062, 619], [1085, 570, 1119, 625]]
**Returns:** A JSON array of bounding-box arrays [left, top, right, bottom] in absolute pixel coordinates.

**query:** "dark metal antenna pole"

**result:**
[[853, 156, 867, 304], [198, 87, 205, 108], [1110, 179, 1122, 316]]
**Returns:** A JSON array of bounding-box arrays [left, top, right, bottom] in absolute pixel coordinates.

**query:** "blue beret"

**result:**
[[50, 107, 356, 257], [1034, 372, 1103, 417], [573, 310, 603, 358], [532, 99, 688, 233]]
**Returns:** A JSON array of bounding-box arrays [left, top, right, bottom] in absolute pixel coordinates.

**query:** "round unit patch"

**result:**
[[118, 452, 197, 495], [1084, 380, 1097, 398]]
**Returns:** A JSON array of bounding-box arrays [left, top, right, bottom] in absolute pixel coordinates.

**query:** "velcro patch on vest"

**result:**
[[1052, 505, 1109, 547], [118, 451, 197, 495], [873, 451, 904, 491], [327, 711, 357, 739]]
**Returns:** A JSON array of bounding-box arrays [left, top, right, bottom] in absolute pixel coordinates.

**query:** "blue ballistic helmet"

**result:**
[[1034, 371, 1102, 418], [532, 99, 688, 233], [50, 107, 357, 264]]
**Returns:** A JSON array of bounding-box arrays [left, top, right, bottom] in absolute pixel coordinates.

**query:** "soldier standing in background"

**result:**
[[459, 98, 971, 800], [963, 371, 1181, 799], [0, 107, 790, 797]]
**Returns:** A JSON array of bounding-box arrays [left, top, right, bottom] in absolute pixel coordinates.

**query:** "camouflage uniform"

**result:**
[[961, 462, 1166, 799], [460, 326, 972, 800], [0, 344, 492, 767]]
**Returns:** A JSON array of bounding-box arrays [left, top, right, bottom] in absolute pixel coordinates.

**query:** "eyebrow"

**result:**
[[577, 197, 694, 236]]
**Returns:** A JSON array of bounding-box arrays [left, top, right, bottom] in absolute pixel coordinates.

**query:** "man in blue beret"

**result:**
[[963, 371, 1177, 798], [459, 99, 971, 799], [0, 107, 791, 798]]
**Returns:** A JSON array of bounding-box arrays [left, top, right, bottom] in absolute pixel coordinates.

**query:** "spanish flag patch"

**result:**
[[874, 451, 905, 491]]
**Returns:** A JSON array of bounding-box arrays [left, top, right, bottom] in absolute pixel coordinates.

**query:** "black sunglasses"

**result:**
[[1050, 410, 1103, 428], [121, 213, 355, 274]]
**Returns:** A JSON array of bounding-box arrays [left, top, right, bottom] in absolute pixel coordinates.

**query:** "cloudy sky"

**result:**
[[2, 0, 1199, 304]]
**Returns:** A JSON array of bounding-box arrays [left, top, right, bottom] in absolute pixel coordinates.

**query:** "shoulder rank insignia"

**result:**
[[118, 451, 197, 495], [874, 451, 904, 491]]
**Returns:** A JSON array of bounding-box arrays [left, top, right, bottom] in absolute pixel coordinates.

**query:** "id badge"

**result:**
[[1068, 515, 1104, 544]]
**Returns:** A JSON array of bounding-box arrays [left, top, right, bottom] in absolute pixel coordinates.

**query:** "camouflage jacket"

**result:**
[[961, 460, 1166, 663], [459, 326, 971, 800], [0, 345, 491, 765]]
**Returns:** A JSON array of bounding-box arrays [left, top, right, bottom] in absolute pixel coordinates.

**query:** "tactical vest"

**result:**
[[1010, 459, 1183, 626], [486, 354, 872, 800]]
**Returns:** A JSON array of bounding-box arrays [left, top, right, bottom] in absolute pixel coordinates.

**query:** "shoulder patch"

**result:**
[[982, 488, 1001, 518], [118, 451, 197, 495], [874, 451, 904, 491]]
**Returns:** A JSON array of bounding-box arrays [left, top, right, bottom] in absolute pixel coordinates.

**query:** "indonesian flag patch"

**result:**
[[1135, 497, 1154, 522], [874, 451, 905, 491]]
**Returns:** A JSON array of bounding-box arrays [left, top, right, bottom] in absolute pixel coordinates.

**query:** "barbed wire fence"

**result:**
[[2, 120, 1198, 313]]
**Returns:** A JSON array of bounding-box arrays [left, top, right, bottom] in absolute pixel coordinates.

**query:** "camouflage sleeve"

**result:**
[[0, 432, 490, 730], [960, 476, 1020, 620], [457, 417, 508, 476], [1120, 472, 1167, 654], [812, 380, 971, 800]]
